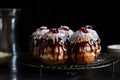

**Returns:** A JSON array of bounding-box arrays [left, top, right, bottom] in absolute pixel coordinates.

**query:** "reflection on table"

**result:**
[[0, 51, 120, 80]]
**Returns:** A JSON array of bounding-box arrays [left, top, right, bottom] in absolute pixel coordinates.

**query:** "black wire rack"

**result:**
[[17, 53, 119, 70]]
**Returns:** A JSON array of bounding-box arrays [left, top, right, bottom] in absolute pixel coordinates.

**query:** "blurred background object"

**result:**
[[0, 8, 21, 53]]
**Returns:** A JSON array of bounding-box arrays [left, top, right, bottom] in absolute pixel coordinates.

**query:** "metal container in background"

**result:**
[[0, 8, 21, 53]]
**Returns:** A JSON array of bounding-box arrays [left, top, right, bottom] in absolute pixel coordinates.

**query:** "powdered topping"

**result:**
[[69, 25, 100, 43], [44, 28, 67, 42], [58, 25, 74, 39], [85, 25, 100, 42], [80, 27, 88, 33], [32, 26, 49, 39], [60, 26, 69, 30]]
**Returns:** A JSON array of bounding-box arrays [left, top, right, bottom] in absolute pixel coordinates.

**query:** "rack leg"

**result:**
[[40, 65, 44, 80], [112, 62, 115, 80]]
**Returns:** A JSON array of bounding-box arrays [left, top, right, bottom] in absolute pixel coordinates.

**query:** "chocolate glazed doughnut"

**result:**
[[30, 26, 74, 64], [69, 25, 101, 64], [40, 27, 74, 64]]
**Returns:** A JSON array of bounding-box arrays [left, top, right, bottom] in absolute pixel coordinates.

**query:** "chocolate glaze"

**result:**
[[42, 38, 67, 63], [71, 39, 101, 63]]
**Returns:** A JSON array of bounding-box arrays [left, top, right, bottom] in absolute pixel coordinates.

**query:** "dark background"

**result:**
[[0, 0, 114, 53], [1, 1, 120, 80]]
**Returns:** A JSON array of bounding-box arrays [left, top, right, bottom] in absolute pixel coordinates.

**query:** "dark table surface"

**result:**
[[0, 51, 120, 80]]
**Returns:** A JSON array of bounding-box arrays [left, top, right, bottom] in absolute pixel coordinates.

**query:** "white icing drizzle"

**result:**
[[69, 26, 100, 43], [32, 26, 49, 39], [44, 29, 67, 43], [58, 25, 74, 39]]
